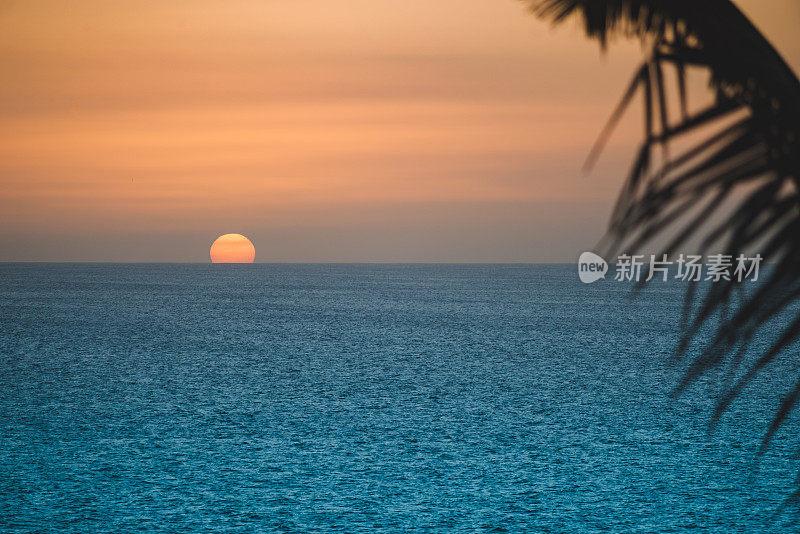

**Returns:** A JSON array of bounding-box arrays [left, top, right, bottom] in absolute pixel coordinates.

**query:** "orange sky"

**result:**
[[1, 0, 798, 261]]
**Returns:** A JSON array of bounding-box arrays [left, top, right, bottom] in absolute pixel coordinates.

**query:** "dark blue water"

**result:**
[[1, 264, 798, 532]]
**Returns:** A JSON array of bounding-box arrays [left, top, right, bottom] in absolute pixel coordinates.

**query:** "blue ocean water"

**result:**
[[0, 263, 798, 533]]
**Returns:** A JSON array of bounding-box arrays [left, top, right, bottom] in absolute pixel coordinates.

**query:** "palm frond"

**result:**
[[526, 0, 800, 457]]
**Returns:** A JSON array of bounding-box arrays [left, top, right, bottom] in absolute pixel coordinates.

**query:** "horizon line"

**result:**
[[0, 260, 576, 265]]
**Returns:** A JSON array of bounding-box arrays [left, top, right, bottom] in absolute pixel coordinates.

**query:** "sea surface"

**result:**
[[0, 263, 798, 533]]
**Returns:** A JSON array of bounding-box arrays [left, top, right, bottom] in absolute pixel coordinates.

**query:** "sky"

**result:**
[[1, 0, 798, 262]]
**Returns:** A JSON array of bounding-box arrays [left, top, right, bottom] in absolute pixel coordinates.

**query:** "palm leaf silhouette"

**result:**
[[526, 0, 800, 481]]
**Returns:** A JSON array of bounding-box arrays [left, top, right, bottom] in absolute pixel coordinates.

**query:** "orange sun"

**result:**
[[210, 234, 255, 263]]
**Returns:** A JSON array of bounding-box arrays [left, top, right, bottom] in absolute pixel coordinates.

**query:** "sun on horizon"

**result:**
[[210, 234, 255, 263]]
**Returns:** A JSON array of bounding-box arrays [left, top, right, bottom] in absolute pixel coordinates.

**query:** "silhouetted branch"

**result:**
[[527, 0, 800, 481]]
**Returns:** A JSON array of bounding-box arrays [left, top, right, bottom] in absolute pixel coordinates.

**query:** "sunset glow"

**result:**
[[0, 0, 796, 261]]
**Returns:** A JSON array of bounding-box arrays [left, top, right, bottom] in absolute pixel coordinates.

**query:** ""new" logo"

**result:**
[[578, 252, 608, 284]]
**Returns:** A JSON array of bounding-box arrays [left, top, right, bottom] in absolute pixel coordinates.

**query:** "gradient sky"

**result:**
[[1, 0, 798, 261]]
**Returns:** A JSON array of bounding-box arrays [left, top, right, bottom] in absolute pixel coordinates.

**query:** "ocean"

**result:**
[[0, 263, 797, 532]]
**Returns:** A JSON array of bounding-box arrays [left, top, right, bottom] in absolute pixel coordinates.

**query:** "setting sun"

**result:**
[[209, 234, 255, 263]]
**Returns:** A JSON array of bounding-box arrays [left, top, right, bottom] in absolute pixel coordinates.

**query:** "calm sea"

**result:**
[[0, 263, 798, 532]]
